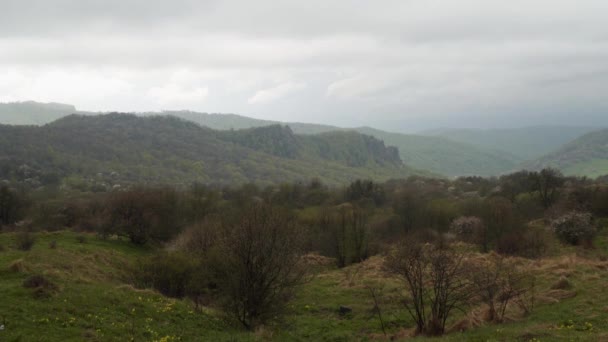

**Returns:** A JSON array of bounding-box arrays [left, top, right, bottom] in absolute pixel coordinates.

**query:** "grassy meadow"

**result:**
[[1, 228, 607, 342]]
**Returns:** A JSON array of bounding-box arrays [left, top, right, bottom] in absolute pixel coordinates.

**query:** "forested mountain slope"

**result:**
[[355, 127, 520, 177], [525, 129, 608, 177], [430, 126, 597, 161], [3, 101, 590, 177], [0, 101, 77, 125], [0, 114, 413, 188]]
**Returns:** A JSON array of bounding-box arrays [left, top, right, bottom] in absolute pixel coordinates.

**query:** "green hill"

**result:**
[[354, 127, 520, 177], [0, 114, 414, 188], [0, 101, 77, 125], [163, 113, 528, 177], [0, 101, 561, 177], [429, 126, 597, 161], [218, 125, 401, 168], [162, 112, 523, 177], [525, 129, 608, 177], [159, 110, 339, 135]]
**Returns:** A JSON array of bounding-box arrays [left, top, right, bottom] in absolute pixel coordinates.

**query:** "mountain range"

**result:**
[[523, 129, 608, 178], [0, 101, 606, 179], [427, 126, 597, 161], [0, 114, 414, 188]]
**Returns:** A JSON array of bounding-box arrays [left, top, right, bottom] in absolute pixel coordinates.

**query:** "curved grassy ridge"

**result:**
[[0, 232, 250, 342], [1, 231, 608, 341]]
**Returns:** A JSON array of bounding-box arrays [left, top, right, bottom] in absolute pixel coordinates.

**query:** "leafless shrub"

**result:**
[[320, 203, 369, 268], [212, 203, 306, 330], [468, 255, 536, 322], [16, 231, 36, 251], [23, 274, 58, 299], [169, 218, 219, 255], [385, 240, 472, 336]]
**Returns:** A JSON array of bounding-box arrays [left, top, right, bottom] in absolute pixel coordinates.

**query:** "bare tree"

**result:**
[[322, 203, 369, 268], [468, 255, 536, 323], [531, 168, 564, 209], [367, 286, 387, 336], [385, 240, 471, 336], [213, 203, 306, 330], [0, 185, 25, 226], [320, 206, 347, 268]]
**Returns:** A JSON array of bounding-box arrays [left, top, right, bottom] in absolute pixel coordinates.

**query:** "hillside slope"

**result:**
[[525, 129, 608, 177], [0, 101, 77, 125], [218, 125, 401, 167], [355, 127, 520, 177], [167, 112, 523, 177], [0, 101, 554, 177], [430, 126, 597, 161], [0, 114, 413, 188], [160, 110, 339, 135]]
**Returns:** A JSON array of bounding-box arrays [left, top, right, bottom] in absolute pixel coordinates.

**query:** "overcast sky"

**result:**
[[1, 0, 607, 132]]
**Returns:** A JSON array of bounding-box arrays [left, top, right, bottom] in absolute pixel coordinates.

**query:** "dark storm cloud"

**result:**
[[1, 0, 607, 130]]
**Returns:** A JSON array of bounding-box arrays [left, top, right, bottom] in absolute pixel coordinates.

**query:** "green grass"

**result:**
[[1, 231, 607, 341], [0, 231, 251, 342]]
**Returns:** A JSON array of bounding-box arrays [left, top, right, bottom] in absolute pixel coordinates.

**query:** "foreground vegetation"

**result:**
[[1, 169, 608, 341], [1, 230, 607, 341]]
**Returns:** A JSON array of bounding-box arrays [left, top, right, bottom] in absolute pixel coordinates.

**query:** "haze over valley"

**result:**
[[2, 1, 608, 341]]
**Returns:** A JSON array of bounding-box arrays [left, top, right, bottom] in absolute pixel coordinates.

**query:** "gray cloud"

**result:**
[[1, 0, 607, 131]]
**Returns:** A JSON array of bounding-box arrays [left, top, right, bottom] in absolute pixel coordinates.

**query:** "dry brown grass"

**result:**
[[8, 258, 29, 273], [301, 252, 335, 268], [114, 284, 159, 295], [551, 276, 573, 290], [338, 256, 393, 288], [448, 306, 487, 333], [536, 289, 577, 305]]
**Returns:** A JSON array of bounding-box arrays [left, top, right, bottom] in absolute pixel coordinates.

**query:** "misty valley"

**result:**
[[2, 1, 608, 340]]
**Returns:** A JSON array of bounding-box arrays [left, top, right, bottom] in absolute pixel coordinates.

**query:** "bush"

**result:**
[[319, 203, 370, 267], [212, 203, 306, 330], [169, 219, 219, 255], [22, 274, 58, 298], [385, 240, 472, 336], [468, 255, 536, 323], [133, 252, 215, 303], [450, 216, 485, 244], [0, 185, 27, 225], [496, 227, 549, 258], [551, 212, 596, 246], [105, 188, 185, 245], [16, 231, 36, 251]]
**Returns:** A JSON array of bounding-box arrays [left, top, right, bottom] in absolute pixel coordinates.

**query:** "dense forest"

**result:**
[[0, 114, 414, 189]]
